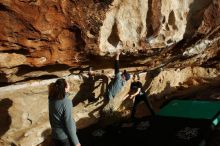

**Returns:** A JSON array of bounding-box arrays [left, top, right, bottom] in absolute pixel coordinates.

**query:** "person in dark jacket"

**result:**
[[128, 73, 155, 121], [48, 78, 81, 146], [106, 41, 130, 100]]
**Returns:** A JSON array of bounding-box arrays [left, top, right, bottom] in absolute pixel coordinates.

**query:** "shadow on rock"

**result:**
[[0, 98, 13, 137], [72, 73, 108, 107]]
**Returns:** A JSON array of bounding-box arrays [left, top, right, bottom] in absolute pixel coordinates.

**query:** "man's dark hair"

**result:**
[[133, 73, 140, 80], [48, 78, 67, 100], [123, 70, 130, 81]]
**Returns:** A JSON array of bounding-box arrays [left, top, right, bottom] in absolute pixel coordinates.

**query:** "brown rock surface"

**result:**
[[0, 67, 220, 146], [0, 0, 220, 84]]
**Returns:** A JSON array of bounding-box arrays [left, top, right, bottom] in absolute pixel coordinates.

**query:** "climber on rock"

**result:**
[[105, 41, 131, 101]]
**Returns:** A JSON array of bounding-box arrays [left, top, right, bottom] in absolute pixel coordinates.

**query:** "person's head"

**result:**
[[122, 70, 130, 81], [117, 41, 123, 48], [132, 73, 140, 81], [48, 78, 69, 100]]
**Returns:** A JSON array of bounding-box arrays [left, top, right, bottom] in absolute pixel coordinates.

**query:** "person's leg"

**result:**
[[53, 138, 71, 146], [62, 139, 71, 146], [53, 139, 61, 146], [131, 96, 141, 122], [142, 94, 155, 115]]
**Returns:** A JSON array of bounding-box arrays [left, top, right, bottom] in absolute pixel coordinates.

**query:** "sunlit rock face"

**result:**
[[0, 0, 220, 83], [0, 67, 220, 146]]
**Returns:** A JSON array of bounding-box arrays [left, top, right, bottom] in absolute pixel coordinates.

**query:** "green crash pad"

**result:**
[[157, 99, 220, 126]]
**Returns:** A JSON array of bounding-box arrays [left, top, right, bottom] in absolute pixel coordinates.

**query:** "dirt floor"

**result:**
[[39, 83, 220, 146], [39, 114, 220, 146]]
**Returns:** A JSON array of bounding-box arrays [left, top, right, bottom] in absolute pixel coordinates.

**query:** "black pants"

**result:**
[[131, 94, 155, 121], [53, 138, 72, 146]]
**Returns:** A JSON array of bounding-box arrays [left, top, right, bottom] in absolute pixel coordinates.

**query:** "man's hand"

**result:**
[[115, 49, 121, 60], [115, 41, 123, 60], [129, 95, 135, 99], [122, 93, 136, 102], [116, 49, 121, 56], [116, 41, 123, 50], [88, 66, 94, 75]]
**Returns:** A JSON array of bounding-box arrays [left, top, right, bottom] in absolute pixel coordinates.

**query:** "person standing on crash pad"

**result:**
[[106, 41, 131, 100], [128, 73, 155, 121], [48, 78, 81, 146]]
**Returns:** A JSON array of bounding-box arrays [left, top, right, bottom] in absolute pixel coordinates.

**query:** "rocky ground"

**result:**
[[39, 88, 220, 146]]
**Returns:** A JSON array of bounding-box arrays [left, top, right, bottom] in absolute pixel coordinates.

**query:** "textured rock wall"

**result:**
[[0, 67, 220, 146], [1, 0, 220, 145], [0, 0, 220, 84]]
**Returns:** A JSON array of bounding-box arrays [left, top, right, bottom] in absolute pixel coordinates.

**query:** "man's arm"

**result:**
[[114, 54, 120, 75], [114, 42, 122, 75], [122, 88, 141, 101], [64, 101, 80, 146], [129, 88, 141, 99]]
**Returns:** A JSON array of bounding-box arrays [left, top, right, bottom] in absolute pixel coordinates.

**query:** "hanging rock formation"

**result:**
[[0, 0, 220, 84], [1, 0, 220, 146]]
